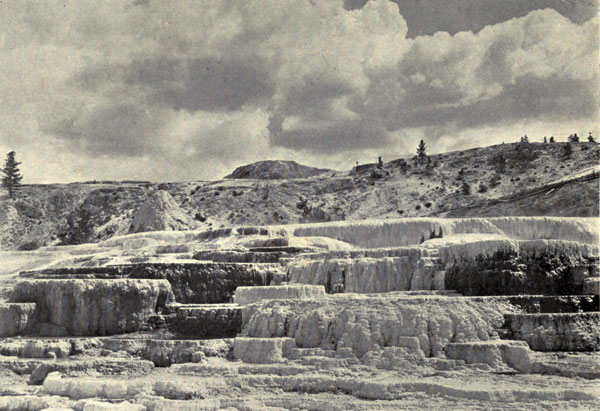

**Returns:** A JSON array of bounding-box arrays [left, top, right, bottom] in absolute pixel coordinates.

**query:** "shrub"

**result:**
[[18, 240, 42, 251], [489, 173, 501, 187], [511, 141, 538, 167], [478, 183, 488, 193], [461, 182, 471, 195], [562, 143, 573, 159], [489, 153, 506, 173]]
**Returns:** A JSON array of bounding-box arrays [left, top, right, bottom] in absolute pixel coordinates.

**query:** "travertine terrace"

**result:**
[[0, 217, 598, 409]]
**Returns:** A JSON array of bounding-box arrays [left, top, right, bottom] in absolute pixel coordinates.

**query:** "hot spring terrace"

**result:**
[[0, 217, 598, 407]]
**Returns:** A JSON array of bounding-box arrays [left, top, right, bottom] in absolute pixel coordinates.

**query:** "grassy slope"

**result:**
[[0, 141, 597, 249]]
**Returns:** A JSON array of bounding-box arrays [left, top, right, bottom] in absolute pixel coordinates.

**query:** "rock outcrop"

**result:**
[[169, 305, 242, 338], [9, 279, 174, 336], [0, 303, 35, 337], [445, 245, 597, 295], [131, 190, 191, 233], [225, 160, 331, 180]]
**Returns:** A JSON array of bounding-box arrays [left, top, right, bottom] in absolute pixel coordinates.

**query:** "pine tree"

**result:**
[[1, 151, 23, 200], [416, 139, 428, 165], [588, 133, 595, 143], [549, 136, 555, 143]]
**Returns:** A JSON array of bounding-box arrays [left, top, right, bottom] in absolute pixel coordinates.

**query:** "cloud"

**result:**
[[75, 56, 275, 112], [0, 0, 597, 183], [354, 9, 599, 136], [345, 0, 599, 36], [43, 102, 169, 157]]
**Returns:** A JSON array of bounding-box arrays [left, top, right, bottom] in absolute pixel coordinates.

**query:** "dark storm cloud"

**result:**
[[125, 57, 275, 112], [74, 56, 275, 113], [345, 0, 599, 36], [269, 116, 390, 153], [364, 76, 596, 132], [43, 103, 167, 157], [278, 74, 356, 119]]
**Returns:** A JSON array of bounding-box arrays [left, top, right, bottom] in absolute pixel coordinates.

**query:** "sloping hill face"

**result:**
[[224, 160, 332, 179], [445, 172, 599, 217], [0, 142, 598, 249]]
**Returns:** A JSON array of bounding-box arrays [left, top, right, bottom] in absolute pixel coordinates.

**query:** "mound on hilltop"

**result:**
[[225, 160, 332, 180], [130, 190, 191, 233]]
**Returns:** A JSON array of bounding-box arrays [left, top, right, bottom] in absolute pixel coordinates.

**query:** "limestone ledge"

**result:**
[[9, 279, 174, 337]]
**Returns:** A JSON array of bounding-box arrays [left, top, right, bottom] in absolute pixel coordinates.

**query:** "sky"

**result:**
[[1, 0, 598, 183]]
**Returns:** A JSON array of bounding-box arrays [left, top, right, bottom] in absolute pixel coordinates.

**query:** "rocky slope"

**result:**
[[0, 141, 597, 250]]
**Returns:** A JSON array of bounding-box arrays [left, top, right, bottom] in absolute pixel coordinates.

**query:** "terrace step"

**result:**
[[168, 304, 242, 338], [287, 348, 337, 359], [193, 249, 287, 263], [297, 355, 349, 369], [506, 295, 599, 313], [20, 262, 284, 304], [502, 312, 600, 351], [444, 340, 533, 372], [583, 278, 599, 295], [0, 338, 81, 358], [233, 285, 326, 305], [102, 337, 232, 367], [8, 279, 173, 337], [0, 336, 233, 367], [248, 246, 316, 253], [233, 337, 296, 364], [529, 352, 600, 379], [0, 355, 155, 384], [0, 303, 36, 337]]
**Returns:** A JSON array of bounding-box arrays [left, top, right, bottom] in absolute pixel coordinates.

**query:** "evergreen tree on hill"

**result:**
[[1, 151, 23, 200], [416, 139, 428, 165]]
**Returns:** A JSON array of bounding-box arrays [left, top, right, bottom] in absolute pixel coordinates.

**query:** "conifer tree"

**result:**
[[416, 139, 428, 165], [1, 151, 23, 200]]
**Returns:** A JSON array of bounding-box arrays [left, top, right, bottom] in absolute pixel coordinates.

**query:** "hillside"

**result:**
[[224, 160, 333, 179], [0, 141, 598, 250]]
